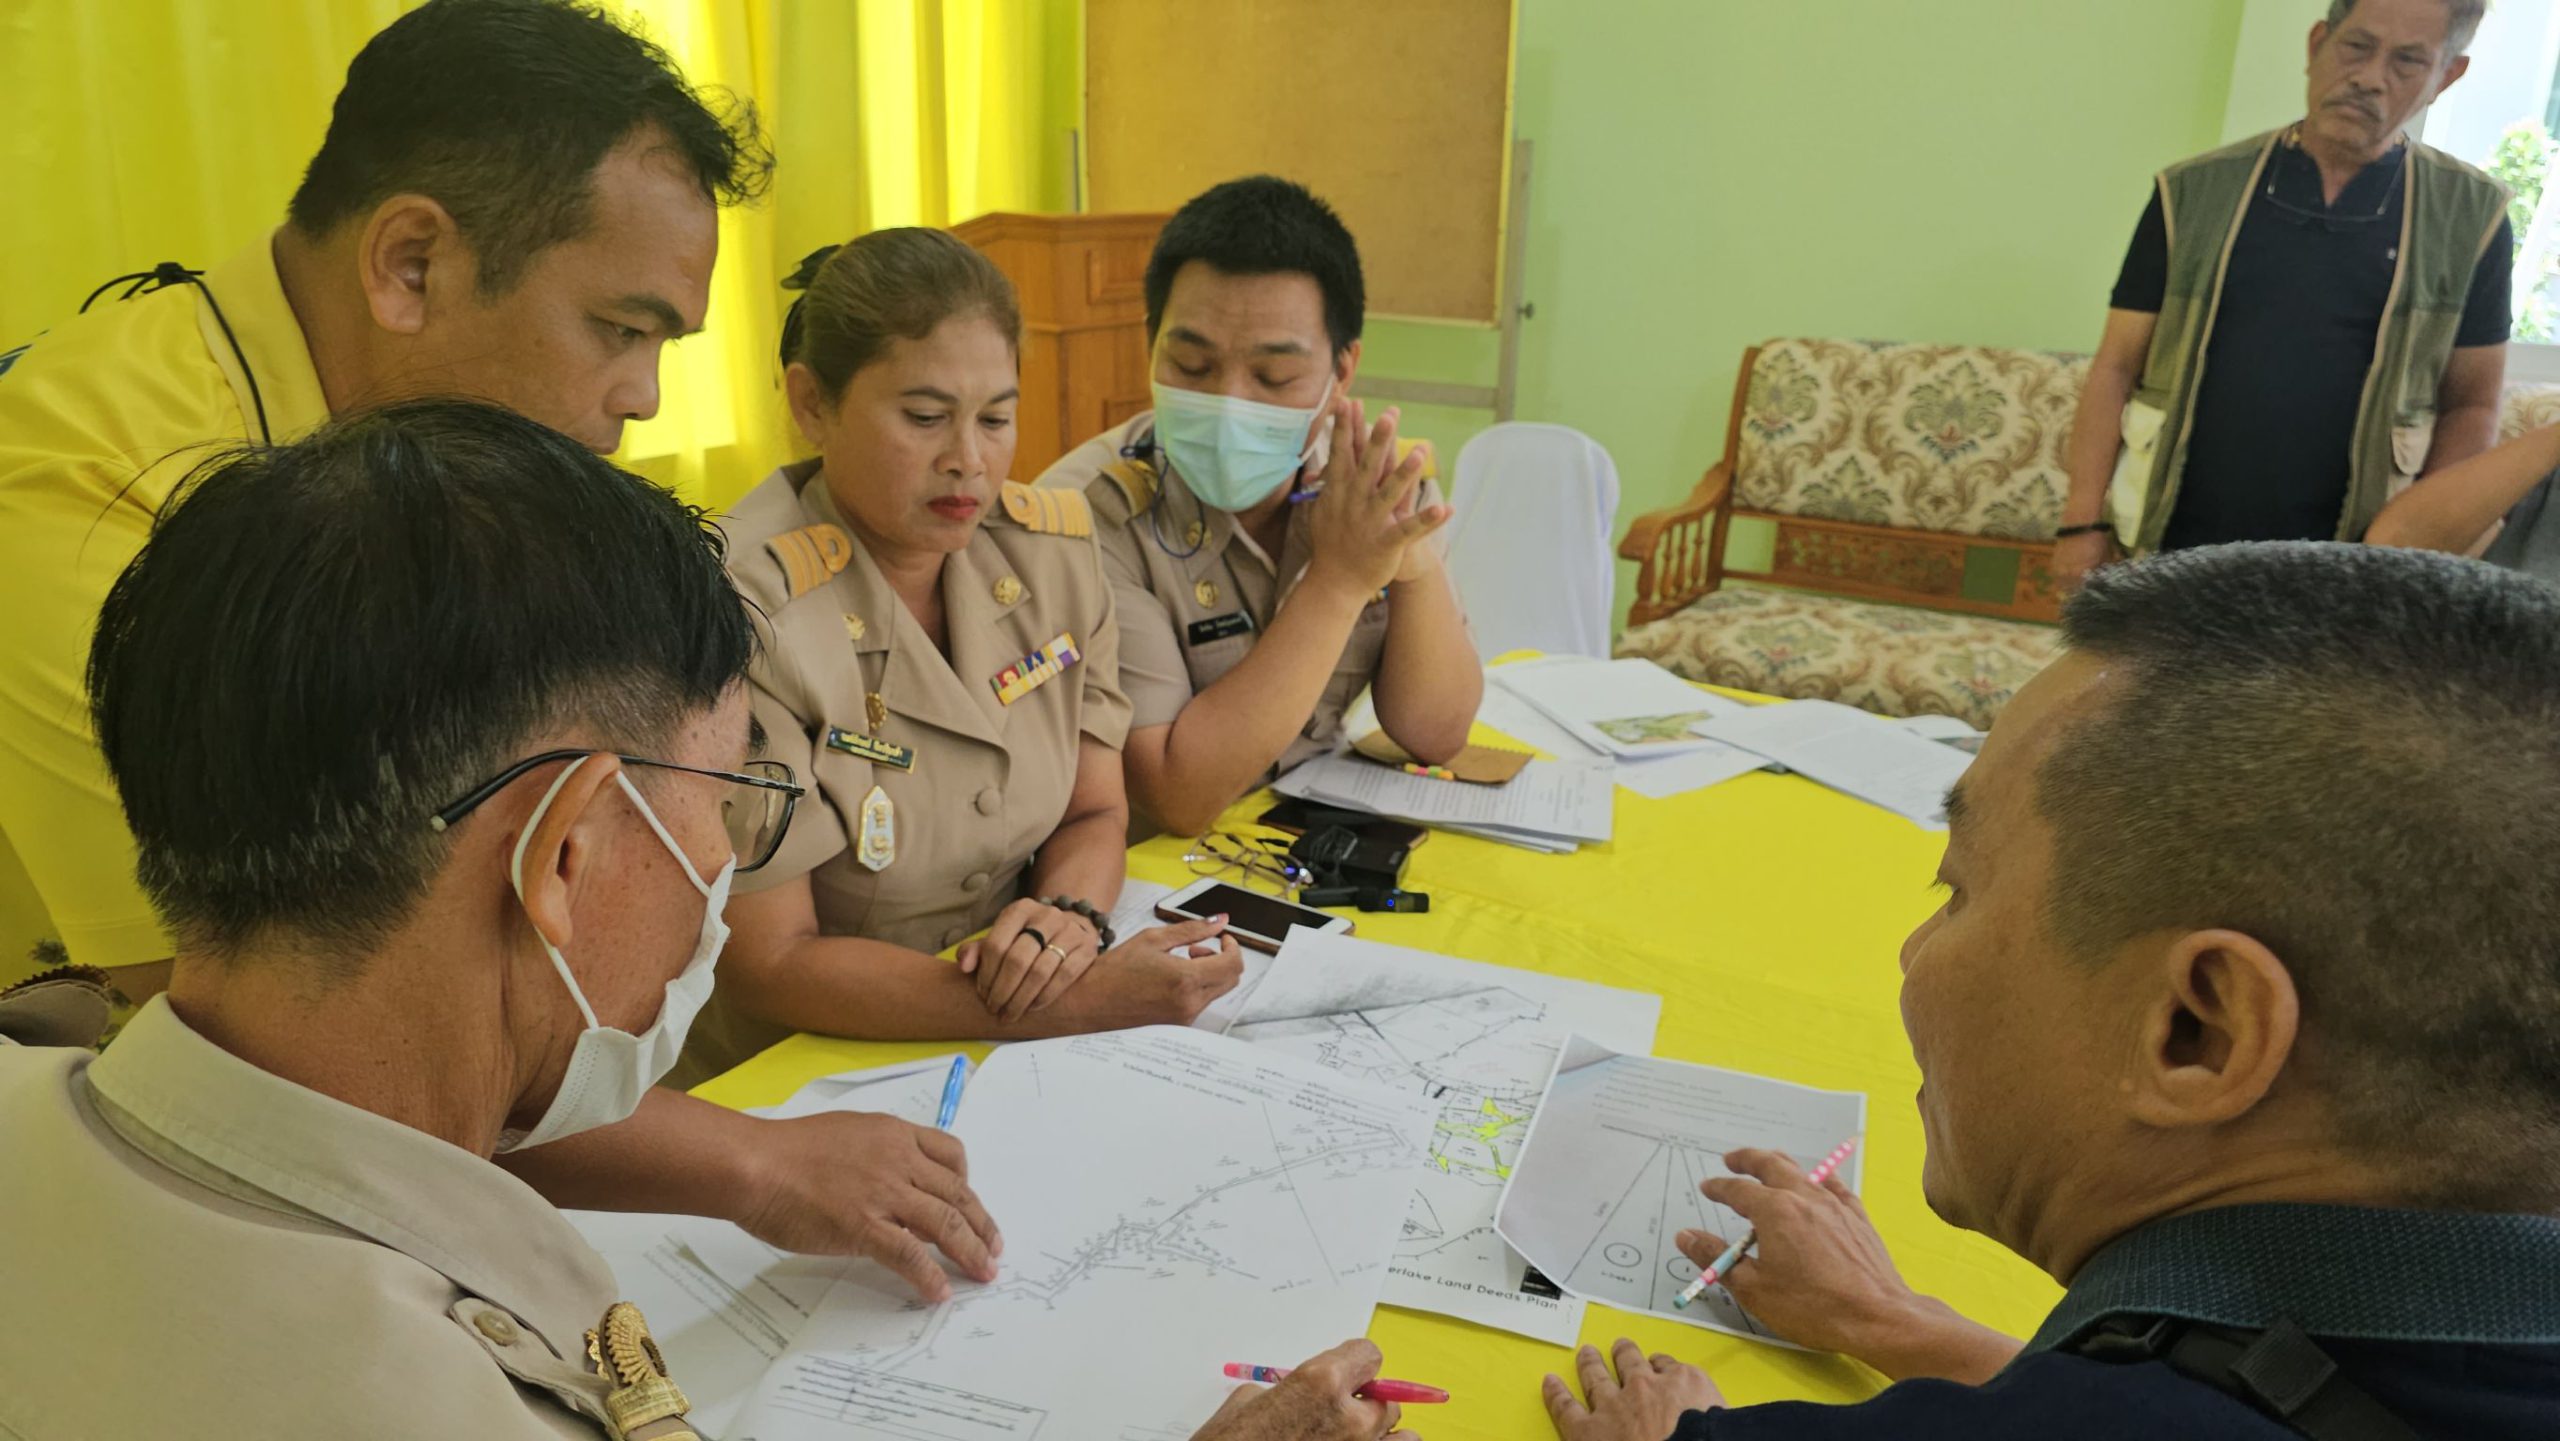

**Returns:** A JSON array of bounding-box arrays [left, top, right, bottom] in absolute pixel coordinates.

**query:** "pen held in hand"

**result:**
[[1221, 1362, 1450, 1404], [934, 1055, 970, 1130], [1673, 1137, 1860, 1309]]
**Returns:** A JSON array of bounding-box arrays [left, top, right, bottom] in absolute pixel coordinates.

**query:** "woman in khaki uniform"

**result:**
[[675, 231, 1240, 1086]]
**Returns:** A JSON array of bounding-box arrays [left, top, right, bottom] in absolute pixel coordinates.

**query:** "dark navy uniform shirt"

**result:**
[[1672, 1204, 2560, 1438]]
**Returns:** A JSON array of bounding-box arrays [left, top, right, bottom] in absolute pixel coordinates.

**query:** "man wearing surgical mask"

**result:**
[[0, 401, 1006, 1436], [1040, 176, 1483, 837], [0, 400, 1395, 1440]]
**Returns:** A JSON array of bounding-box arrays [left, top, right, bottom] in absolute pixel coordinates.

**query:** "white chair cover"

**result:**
[[1442, 422, 1620, 660]]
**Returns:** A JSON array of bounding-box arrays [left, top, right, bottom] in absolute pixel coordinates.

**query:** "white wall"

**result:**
[[2225, 0, 2560, 156], [2223, 0, 2327, 140], [2425, 0, 2560, 162]]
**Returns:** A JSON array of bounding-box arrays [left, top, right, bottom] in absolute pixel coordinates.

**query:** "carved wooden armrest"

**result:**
[[1619, 460, 1733, 628]]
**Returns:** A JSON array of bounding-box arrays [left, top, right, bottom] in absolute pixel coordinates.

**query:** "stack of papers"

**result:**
[[1496, 657, 1750, 757], [1472, 673, 1609, 762], [1898, 712, 1986, 753], [1693, 699, 1975, 828], [1274, 750, 1615, 852], [1485, 657, 1768, 800]]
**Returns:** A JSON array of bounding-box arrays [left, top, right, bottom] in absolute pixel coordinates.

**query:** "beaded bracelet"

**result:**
[[1042, 895, 1116, 950]]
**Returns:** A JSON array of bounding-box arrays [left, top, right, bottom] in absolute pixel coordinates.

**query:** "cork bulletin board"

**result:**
[[1085, 0, 1515, 324]]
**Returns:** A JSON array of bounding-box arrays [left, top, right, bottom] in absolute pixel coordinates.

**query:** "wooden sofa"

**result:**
[[1619, 339, 2560, 729], [1616, 339, 2083, 728]]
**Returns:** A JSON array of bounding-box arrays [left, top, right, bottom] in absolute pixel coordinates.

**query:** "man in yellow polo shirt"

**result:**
[[0, 0, 767, 1001], [0, 0, 1033, 1309]]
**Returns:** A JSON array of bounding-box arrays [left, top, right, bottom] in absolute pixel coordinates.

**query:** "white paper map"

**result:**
[[732, 1027, 1435, 1441], [1220, 934, 1661, 1345], [1495, 1035, 1866, 1346]]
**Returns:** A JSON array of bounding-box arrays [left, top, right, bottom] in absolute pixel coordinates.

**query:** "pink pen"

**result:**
[[1223, 1362, 1451, 1404], [1672, 1137, 1861, 1310]]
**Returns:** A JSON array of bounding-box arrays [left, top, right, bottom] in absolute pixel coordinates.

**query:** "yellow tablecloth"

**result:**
[[693, 699, 2061, 1437]]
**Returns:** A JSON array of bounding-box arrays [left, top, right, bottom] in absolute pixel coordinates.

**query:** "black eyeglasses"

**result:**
[[430, 748, 804, 873]]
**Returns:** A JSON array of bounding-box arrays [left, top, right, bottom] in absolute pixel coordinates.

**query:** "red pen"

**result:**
[[1222, 1362, 1450, 1404]]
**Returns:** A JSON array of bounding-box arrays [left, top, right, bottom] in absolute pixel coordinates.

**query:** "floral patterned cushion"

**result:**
[[2500, 382, 2560, 444], [1735, 339, 2089, 541], [1616, 581, 2063, 730]]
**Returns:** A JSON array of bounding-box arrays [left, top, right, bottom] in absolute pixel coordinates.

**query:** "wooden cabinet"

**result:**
[[953, 211, 1169, 482]]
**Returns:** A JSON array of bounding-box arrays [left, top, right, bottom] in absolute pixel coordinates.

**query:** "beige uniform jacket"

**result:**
[[1042, 414, 1409, 784], [0, 999, 640, 1439], [674, 462, 1131, 1084]]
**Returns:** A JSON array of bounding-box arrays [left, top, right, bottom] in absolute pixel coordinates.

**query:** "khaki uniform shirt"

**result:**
[[0, 1000, 644, 1439], [674, 463, 1130, 1084], [1042, 414, 1415, 784]]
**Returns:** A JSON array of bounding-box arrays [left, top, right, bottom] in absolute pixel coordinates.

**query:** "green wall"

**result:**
[[1360, 0, 2250, 629]]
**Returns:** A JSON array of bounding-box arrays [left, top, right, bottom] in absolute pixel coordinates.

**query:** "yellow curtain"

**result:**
[[0, 0, 1074, 974], [0, 1, 410, 347], [0, 0, 1076, 510], [607, 0, 1079, 507]]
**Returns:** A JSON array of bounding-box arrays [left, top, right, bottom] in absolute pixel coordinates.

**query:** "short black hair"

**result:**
[[88, 399, 754, 961], [1143, 176, 1365, 356], [287, 0, 773, 294], [2041, 542, 2560, 1207]]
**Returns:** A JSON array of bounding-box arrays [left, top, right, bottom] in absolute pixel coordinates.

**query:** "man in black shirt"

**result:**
[[2055, 0, 2509, 587], [1542, 544, 2560, 1439], [2106, 148, 2509, 552]]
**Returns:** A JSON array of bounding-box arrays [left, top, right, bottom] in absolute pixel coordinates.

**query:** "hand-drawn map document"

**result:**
[[1221, 934, 1661, 1345], [732, 1027, 1435, 1441], [567, 1057, 1007, 1437], [1495, 1035, 1866, 1345]]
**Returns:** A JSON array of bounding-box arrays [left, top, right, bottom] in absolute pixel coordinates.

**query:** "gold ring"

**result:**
[[1040, 943, 1068, 961]]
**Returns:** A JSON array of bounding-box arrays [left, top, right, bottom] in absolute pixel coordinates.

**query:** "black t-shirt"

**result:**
[[2109, 141, 2512, 548], [1670, 1337, 2560, 1439]]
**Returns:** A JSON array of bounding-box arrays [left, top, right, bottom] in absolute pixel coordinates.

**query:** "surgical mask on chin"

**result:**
[[1151, 376, 1335, 512], [496, 756, 735, 1153]]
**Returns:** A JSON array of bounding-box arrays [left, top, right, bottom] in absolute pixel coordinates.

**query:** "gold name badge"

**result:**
[[825, 725, 916, 771]]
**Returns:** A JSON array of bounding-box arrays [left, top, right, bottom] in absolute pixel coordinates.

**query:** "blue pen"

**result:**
[[934, 1055, 970, 1129]]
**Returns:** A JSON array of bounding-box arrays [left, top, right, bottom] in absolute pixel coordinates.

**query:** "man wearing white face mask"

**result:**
[[489, 752, 738, 1153], [0, 401, 1004, 1438], [1039, 176, 1484, 837], [0, 399, 1395, 1441]]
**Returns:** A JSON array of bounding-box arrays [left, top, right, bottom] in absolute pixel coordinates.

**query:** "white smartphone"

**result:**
[[1156, 878, 1353, 954]]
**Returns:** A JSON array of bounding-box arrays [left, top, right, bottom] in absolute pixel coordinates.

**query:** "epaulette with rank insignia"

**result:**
[[764, 523, 853, 600], [1098, 454, 1159, 515], [587, 1302, 698, 1441], [997, 480, 1093, 538]]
